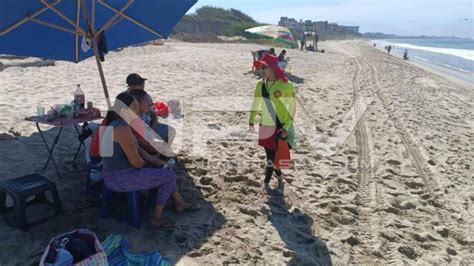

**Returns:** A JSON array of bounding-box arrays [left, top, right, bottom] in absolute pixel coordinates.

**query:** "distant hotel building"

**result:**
[[278, 17, 300, 29], [279, 17, 359, 34], [343, 26, 360, 33]]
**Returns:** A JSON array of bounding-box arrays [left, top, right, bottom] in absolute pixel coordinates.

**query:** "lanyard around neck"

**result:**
[[264, 80, 276, 92]]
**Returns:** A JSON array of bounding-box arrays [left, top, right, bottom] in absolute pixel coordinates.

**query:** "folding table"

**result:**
[[25, 116, 103, 179]]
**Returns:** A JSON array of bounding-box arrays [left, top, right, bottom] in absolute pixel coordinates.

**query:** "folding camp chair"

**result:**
[[251, 51, 258, 72]]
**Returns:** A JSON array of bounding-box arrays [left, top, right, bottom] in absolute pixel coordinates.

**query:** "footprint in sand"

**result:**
[[239, 207, 260, 218], [387, 159, 402, 166], [245, 179, 260, 188], [224, 175, 248, 183], [380, 231, 399, 242], [404, 181, 424, 189], [199, 176, 213, 186], [446, 247, 457, 256], [397, 245, 418, 260], [386, 168, 399, 175], [341, 235, 360, 246], [240, 187, 259, 196], [193, 168, 208, 177], [412, 232, 440, 243], [399, 200, 417, 210]]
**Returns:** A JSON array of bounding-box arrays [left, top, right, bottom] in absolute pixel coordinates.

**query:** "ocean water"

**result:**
[[374, 38, 474, 75]]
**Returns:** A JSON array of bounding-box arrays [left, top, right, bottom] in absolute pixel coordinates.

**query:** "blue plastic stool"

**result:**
[[84, 159, 103, 195], [100, 186, 140, 228], [0, 173, 63, 231]]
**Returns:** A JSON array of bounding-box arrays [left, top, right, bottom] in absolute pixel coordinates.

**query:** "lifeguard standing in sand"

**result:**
[[249, 53, 296, 195]]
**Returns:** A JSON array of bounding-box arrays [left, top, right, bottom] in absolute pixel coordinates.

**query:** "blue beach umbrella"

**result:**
[[0, 0, 196, 107]]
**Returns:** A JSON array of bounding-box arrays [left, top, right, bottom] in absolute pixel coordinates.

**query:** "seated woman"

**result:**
[[101, 92, 193, 228], [268, 47, 276, 56], [256, 49, 267, 60], [277, 49, 290, 70]]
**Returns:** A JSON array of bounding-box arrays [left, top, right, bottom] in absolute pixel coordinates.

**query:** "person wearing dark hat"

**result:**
[[249, 53, 296, 195], [126, 73, 153, 125], [126, 73, 147, 91], [126, 73, 176, 156]]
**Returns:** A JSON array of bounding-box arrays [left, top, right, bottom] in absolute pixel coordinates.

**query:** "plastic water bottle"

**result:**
[[72, 99, 80, 118], [45, 248, 73, 266], [74, 84, 85, 109]]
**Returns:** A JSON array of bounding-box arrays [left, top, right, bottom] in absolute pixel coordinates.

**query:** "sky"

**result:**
[[187, 0, 474, 38]]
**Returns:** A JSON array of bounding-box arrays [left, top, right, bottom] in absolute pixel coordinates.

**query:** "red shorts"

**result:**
[[258, 125, 278, 151]]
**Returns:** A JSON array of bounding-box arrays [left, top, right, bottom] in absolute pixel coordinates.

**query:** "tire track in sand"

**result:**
[[363, 57, 470, 248], [346, 57, 379, 265]]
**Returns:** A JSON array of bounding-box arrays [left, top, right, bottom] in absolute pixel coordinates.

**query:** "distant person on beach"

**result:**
[[387, 45, 392, 54], [299, 34, 305, 51], [249, 53, 296, 195], [403, 49, 409, 60], [101, 92, 194, 228], [314, 33, 319, 51], [373, 43, 376, 47]]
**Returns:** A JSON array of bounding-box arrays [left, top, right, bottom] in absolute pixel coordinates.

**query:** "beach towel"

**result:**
[[101, 233, 172, 266]]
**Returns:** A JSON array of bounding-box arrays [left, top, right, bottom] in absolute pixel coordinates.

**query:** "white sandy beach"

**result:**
[[0, 40, 472, 264]]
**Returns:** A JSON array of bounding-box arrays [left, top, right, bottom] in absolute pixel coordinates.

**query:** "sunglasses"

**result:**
[[259, 66, 268, 71]]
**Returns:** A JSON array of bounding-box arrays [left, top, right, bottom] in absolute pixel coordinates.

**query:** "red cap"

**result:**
[[254, 53, 288, 82]]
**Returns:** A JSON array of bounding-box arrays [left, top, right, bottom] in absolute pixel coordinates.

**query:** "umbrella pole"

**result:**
[[80, 0, 112, 110], [91, 41, 112, 109]]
